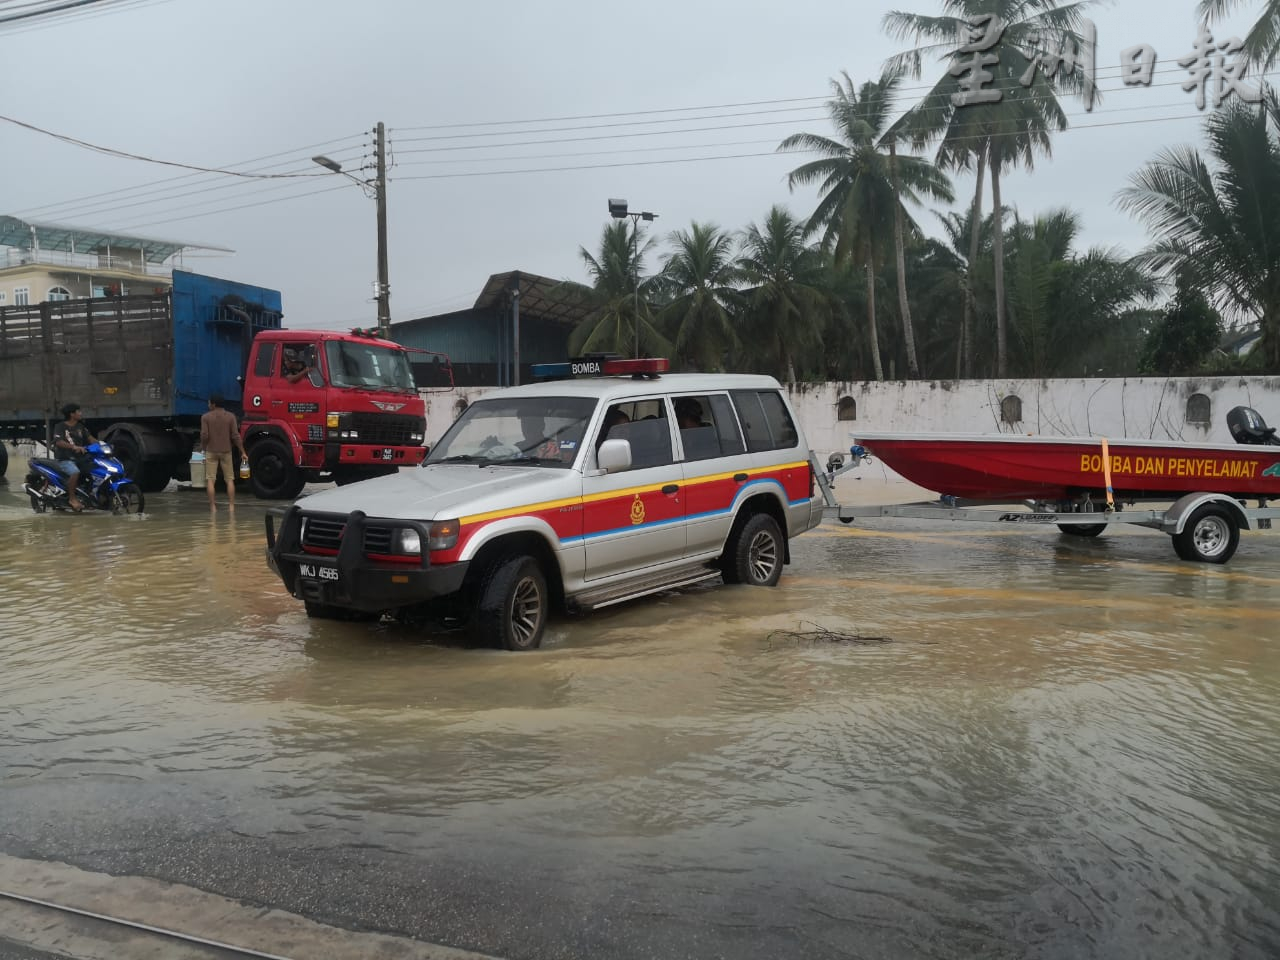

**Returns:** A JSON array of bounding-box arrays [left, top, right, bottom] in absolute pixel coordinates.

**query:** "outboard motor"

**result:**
[[1227, 406, 1280, 445]]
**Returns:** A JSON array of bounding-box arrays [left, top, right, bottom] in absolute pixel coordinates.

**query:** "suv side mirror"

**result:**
[[597, 438, 632, 474]]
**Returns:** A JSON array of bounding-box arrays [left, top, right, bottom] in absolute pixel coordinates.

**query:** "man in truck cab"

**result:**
[[283, 346, 320, 386]]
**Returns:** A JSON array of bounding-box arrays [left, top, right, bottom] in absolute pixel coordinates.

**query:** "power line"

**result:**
[[117, 182, 352, 231], [14, 133, 369, 218], [0, 0, 111, 25], [0, 112, 339, 178], [0, 0, 169, 34]]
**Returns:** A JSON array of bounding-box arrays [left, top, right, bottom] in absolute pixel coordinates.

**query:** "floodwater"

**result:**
[[1, 455, 1279, 960]]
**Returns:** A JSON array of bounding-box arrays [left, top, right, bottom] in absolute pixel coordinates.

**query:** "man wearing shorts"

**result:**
[[52, 403, 97, 511], [199, 393, 246, 510]]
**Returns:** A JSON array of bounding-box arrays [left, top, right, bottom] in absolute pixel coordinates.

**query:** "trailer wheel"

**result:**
[[471, 555, 547, 651], [249, 439, 306, 500], [723, 513, 785, 586], [1172, 505, 1240, 564], [1058, 523, 1106, 537]]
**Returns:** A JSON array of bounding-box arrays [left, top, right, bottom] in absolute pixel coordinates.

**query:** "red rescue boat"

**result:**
[[854, 406, 1280, 503]]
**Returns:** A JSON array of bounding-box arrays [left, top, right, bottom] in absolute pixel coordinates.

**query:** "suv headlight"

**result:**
[[396, 528, 422, 555]]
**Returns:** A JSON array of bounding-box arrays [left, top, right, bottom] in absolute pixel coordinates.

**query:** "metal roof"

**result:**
[[0, 215, 231, 263], [471, 270, 597, 327]]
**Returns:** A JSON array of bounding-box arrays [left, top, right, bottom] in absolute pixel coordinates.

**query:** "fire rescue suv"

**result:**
[[265, 358, 824, 650]]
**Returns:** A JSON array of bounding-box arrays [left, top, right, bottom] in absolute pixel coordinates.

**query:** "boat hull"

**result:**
[[852, 433, 1280, 502]]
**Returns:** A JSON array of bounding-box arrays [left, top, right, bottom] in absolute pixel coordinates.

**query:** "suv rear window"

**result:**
[[731, 390, 800, 453]]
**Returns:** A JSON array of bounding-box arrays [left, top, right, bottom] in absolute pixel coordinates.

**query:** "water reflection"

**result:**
[[1, 470, 1278, 959]]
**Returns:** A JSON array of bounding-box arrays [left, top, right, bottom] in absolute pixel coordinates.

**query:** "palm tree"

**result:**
[[1197, 0, 1280, 70], [1003, 208, 1156, 376], [1119, 92, 1280, 371], [562, 220, 670, 357], [735, 206, 835, 382], [656, 222, 741, 372], [884, 0, 1099, 377], [780, 70, 952, 380]]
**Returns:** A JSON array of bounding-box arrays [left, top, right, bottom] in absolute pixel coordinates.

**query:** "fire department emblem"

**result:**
[[630, 494, 646, 526], [371, 401, 406, 412]]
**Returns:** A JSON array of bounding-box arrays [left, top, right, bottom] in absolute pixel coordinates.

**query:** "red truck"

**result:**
[[239, 327, 428, 498]]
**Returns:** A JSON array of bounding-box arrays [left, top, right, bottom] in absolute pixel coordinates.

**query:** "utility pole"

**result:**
[[512, 272, 521, 386], [374, 121, 391, 339]]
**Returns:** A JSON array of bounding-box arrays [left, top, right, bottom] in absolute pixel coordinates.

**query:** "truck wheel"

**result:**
[[249, 439, 306, 500], [1172, 504, 1240, 564], [1058, 523, 1106, 537], [723, 513, 784, 586], [471, 555, 547, 651]]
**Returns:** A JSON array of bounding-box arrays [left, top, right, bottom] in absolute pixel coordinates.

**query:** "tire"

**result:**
[[110, 436, 170, 493], [29, 492, 46, 513], [111, 482, 145, 515], [304, 601, 379, 622], [1058, 523, 1106, 538], [471, 555, 547, 651], [248, 439, 306, 500], [0, 442, 8, 478], [722, 513, 785, 587], [1172, 504, 1240, 564]]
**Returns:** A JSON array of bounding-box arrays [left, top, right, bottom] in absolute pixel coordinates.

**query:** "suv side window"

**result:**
[[254, 342, 277, 378], [602, 398, 673, 470], [731, 389, 799, 452], [676, 393, 745, 461]]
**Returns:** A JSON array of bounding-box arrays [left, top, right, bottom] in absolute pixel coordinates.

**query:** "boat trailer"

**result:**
[[810, 449, 1280, 565]]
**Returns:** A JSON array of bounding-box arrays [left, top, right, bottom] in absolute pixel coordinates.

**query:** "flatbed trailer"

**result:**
[[809, 449, 1279, 565]]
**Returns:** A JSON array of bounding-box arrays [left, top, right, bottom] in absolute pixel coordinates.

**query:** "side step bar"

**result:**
[[571, 567, 723, 611]]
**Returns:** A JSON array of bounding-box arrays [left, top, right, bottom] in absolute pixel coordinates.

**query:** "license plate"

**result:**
[[380, 448, 394, 461], [299, 562, 339, 582]]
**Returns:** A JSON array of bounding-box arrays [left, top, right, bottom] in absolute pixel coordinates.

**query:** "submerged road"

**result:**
[[1, 458, 1279, 959]]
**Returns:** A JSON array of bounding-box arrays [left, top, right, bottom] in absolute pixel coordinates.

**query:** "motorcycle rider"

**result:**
[[52, 402, 98, 511]]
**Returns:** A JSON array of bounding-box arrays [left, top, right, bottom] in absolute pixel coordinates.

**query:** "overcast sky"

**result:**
[[2, 0, 1266, 329]]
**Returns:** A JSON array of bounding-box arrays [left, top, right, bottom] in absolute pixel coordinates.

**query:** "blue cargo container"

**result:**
[[0, 270, 283, 487]]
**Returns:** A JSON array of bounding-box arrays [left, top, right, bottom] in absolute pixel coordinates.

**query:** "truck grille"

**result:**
[[351, 413, 423, 446], [302, 516, 392, 554]]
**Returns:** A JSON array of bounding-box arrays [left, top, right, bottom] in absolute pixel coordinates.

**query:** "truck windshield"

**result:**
[[426, 396, 597, 468], [325, 341, 416, 393]]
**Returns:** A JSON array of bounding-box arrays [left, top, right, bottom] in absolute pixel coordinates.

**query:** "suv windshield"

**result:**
[[426, 396, 597, 468], [325, 341, 416, 393]]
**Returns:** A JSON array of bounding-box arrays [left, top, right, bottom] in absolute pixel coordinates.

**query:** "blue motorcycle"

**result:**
[[23, 441, 145, 514]]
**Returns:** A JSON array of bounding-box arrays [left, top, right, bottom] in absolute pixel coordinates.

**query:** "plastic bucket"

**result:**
[[189, 454, 206, 486]]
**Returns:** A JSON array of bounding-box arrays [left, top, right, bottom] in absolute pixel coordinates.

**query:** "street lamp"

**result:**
[[608, 198, 658, 359], [313, 121, 391, 339]]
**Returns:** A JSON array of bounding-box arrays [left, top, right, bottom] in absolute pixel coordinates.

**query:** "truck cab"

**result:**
[[241, 328, 427, 499]]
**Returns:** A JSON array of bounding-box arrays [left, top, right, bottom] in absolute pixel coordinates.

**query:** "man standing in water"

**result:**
[[199, 393, 245, 511]]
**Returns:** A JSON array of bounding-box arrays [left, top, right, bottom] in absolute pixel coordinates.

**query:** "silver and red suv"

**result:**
[[265, 362, 823, 649]]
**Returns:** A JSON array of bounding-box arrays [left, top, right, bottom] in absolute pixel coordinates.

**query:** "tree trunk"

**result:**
[[866, 254, 883, 381], [990, 147, 1008, 378], [960, 145, 987, 380], [890, 142, 919, 379]]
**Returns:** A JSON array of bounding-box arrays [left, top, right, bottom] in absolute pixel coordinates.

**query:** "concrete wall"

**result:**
[[421, 376, 1280, 456]]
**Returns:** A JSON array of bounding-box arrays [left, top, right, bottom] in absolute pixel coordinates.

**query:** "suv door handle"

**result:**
[[733, 473, 748, 483], [662, 484, 679, 495]]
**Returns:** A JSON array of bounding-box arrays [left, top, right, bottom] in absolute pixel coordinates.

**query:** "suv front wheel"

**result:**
[[723, 513, 784, 587], [472, 555, 548, 651]]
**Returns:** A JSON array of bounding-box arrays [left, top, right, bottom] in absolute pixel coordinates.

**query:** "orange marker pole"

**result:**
[[1100, 438, 1115, 511]]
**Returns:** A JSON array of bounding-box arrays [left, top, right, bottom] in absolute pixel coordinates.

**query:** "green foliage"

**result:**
[[1139, 276, 1224, 375]]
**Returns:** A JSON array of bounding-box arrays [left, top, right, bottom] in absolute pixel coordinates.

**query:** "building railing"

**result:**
[[1, 248, 174, 277]]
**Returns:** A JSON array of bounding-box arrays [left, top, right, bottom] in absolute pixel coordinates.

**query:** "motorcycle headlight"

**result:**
[[396, 528, 422, 555], [99, 443, 113, 455]]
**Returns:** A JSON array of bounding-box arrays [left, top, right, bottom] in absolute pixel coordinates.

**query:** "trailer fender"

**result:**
[[1163, 493, 1252, 535]]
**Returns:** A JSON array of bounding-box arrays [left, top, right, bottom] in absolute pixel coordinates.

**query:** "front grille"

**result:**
[[302, 515, 393, 554], [350, 413, 423, 446]]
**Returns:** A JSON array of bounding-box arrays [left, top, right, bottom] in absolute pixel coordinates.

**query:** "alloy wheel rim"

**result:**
[[748, 530, 778, 582], [510, 576, 543, 645]]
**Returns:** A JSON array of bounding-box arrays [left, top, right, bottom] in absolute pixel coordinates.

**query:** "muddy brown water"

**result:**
[[1, 456, 1278, 959]]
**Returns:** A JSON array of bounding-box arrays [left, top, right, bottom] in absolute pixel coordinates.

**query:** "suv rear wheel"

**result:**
[[472, 555, 547, 651], [723, 513, 784, 587]]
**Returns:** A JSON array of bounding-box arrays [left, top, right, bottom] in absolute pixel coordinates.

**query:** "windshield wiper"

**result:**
[[485, 455, 545, 466], [434, 454, 485, 463]]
